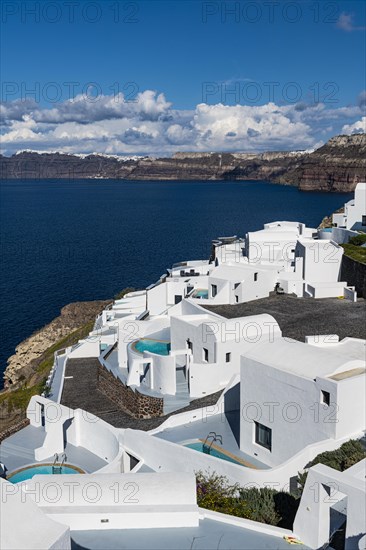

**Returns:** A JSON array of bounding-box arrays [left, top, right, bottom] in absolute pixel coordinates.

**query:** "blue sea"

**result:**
[[0, 179, 352, 388]]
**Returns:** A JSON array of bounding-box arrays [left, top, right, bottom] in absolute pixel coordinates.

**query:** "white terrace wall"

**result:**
[[0, 479, 71, 550], [334, 374, 366, 439], [293, 463, 366, 549], [123, 427, 363, 491], [26, 397, 121, 465], [236, 269, 278, 303], [295, 241, 343, 283], [306, 282, 347, 299], [25, 472, 199, 531], [147, 283, 167, 315], [66, 409, 120, 464], [239, 360, 342, 468], [149, 353, 176, 395]]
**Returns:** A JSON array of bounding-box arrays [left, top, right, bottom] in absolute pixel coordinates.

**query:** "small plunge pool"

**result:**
[[133, 338, 171, 356], [183, 441, 245, 466], [192, 289, 208, 299], [8, 464, 84, 483]]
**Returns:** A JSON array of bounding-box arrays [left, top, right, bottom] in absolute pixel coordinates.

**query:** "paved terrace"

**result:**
[[61, 358, 222, 430], [0, 425, 107, 474], [71, 519, 309, 550], [204, 294, 366, 341]]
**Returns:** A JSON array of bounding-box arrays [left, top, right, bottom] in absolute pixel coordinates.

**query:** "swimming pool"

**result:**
[[133, 338, 171, 356], [8, 464, 84, 483], [183, 441, 244, 466], [192, 289, 208, 299]]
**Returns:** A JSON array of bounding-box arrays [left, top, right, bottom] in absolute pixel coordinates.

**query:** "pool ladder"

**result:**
[[52, 452, 66, 474], [202, 432, 223, 454]]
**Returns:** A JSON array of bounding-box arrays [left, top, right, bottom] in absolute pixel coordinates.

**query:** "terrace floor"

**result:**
[[204, 294, 366, 341], [61, 358, 223, 430], [71, 518, 308, 549], [0, 425, 107, 474], [153, 411, 269, 469]]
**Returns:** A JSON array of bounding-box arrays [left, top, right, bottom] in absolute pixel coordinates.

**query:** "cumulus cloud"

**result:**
[[342, 117, 366, 135], [336, 12, 366, 32], [0, 89, 365, 156]]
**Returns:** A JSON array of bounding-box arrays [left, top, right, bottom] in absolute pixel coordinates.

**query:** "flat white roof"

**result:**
[[211, 264, 277, 281], [247, 229, 299, 241], [242, 337, 366, 379]]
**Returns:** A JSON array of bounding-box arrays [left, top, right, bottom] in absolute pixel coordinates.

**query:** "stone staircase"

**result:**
[[163, 368, 190, 415]]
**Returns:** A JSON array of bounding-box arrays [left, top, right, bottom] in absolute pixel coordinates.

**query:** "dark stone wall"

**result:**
[[97, 364, 164, 419], [0, 418, 30, 443], [341, 255, 366, 298]]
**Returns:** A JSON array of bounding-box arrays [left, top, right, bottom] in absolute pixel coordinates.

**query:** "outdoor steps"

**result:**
[[163, 369, 190, 415]]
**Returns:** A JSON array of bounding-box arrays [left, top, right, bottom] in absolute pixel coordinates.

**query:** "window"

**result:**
[[211, 284, 217, 297], [321, 390, 330, 407], [254, 272, 258, 281], [362, 215, 366, 226], [255, 422, 272, 451], [174, 294, 182, 304], [203, 348, 209, 362], [235, 295, 239, 303], [226, 352, 231, 363], [234, 282, 240, 289]]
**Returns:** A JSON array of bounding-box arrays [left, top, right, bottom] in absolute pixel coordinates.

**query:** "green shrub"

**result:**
[[309, 439, 365, 471], [196, 472, 299, 528], [239, 487, 281, 525], [296, 439, 365, 495], [196, 471, 250, 519], [341, 243, 366, 264], [0, 379, 47, 413], [349, 234, 366, 246]]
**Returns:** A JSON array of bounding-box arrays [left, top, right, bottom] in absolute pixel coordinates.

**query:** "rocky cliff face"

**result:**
[[1, 133, 365, 192], [3, 300, 109, 389], [0, 152, 139, 180], [276, 134, 366, 192]]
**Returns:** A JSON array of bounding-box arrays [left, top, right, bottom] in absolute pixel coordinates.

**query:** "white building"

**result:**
[[294, 459, 366, 550], [123, 299, 281, 400], [333, 182, 366, 231], [294, 238, 347, 298], [1, 389, 364, 550], [207, 263, 278, 304], [245, 221, 316, 269], [239, 336, 366, 468]]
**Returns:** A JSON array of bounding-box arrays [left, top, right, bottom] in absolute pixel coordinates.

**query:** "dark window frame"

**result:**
[[321, 390, 330, 407], [255, 421, 272, 451]]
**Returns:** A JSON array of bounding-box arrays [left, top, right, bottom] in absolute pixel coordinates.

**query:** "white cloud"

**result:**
[[0, 90, 365, 155], [336, 12, 366, 32], [342, 117, 366, 135]]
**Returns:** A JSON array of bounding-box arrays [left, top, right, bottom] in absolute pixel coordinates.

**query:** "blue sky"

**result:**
[[1, 0, 365, 155]]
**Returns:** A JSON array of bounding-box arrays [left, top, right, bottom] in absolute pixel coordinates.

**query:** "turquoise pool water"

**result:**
[[184, 442, 243, 465], [134, 339, 171, 356], [8, 465, 81, 483], [192, 289, 208, 299]]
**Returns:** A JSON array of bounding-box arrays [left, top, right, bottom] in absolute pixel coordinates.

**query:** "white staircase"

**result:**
[[163, 368, 190, 415]]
